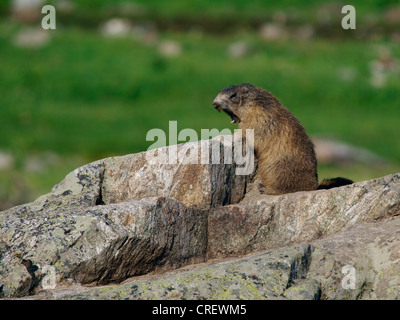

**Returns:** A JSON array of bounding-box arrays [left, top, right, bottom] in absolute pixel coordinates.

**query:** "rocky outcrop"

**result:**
[[0, 136, 399, 299], [208, 173, 399, 258], [100, 136, 249, 208], [36, 216, 400, 300]]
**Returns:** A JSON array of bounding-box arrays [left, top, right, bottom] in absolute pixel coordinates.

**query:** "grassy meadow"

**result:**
[[0, 1, 399, 209]]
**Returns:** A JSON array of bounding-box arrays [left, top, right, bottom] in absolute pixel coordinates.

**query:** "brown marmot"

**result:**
[[212, 83, 353, 195]]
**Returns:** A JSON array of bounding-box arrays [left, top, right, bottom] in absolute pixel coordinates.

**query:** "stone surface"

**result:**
[[309, 217, 400, 300], [38, 244, 316, 300], [207, 173, 400, 259], [312, 137, 387, 165], [101, 136, 249, 209], [29, 216, 400, 300], [0, 191, 207, 297], [0, 136, 246, 297], [0, 137, 399, 299]]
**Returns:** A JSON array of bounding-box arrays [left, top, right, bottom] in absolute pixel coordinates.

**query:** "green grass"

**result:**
[[1, 28, 399, 158], [0, 20, 399, 208]]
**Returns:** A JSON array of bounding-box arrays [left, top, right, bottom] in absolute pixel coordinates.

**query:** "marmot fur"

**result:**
[[212, 83, 352, 195]]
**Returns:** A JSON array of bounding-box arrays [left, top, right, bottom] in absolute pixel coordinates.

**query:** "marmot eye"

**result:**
[[230, 93, 237, 99]]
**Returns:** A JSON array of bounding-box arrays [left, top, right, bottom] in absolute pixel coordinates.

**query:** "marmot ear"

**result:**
[[240, 83, 251, 94]]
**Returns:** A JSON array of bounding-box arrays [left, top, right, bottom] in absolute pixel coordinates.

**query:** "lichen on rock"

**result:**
[[0, 137, 399, 299]]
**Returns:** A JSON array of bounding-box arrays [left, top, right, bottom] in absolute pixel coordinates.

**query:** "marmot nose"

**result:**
[[213, 97, 226, 107], [213, 99, 222, 112]]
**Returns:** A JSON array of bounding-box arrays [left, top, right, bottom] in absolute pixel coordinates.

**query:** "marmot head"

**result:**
[[212, 83, 255, 124], [213, 83, 267, 123], [213, 83, 281, 124]]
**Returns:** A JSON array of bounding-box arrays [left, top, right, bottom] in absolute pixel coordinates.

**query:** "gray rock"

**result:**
[[0, 189, 207, 297], [12, 28, 50, 49], [157, 40, 182, 57], [0, 151, 14, 171], [33, 216, 400, 300], [308, 216, 400, 299], [11, 0, 44, 23], [0, 137, 399, 299], [33, 244, 316, 300], [101, 136, 249, 209], [207, 173, 400, 259], [312, 137, 387, 165], [259, 23, 288, 41], [100, 18, 132, 38], [0, 137, 246, 297]]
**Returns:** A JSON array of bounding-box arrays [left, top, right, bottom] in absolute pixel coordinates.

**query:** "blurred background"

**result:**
[[0, 0, 399, 210]]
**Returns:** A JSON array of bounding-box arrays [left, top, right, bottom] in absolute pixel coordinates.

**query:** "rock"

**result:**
[[100, 18, 132, 37], [0, 136, 399, 299], [309, 217, 400, 300], [207, 173, 400, 259], [312, 137, 387, 165], [0, 186, 207, 297], [0, 136, 247, 297], [41, 216, 400, 300], [41, 244, 316, 300], [12, 28, 50, 49], [368, 46, 400, 88], [101, 137, 249, 209], [0, 151, 14, 171], [11, 0, 44, 23], [67, 197, 208, 285], [259, 23, 287, 41], [385, 6, 400, 24], [227, 41, 252, 59], [157, 40, 182, 57]]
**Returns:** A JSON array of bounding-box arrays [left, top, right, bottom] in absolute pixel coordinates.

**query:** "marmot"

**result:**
[[212, 83, 353, 195]]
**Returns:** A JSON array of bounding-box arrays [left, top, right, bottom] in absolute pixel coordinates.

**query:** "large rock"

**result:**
[[207, 173, 400, 258], [101, 135, 250, 208], [38, 216, 400, 300], [0, 136, 247, 297], [0, 137, 399, 299], [0, 194, 208, 297]]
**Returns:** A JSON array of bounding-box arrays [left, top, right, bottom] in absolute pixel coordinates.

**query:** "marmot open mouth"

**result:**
[[222, 107, 241, 124]]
